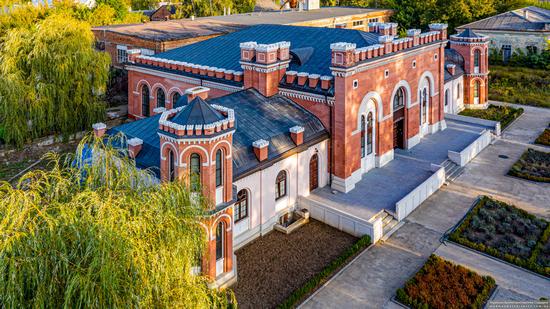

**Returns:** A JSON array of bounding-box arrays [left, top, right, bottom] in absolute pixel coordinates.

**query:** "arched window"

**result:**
[[445, 89, 450, 107], [421, 88, 428, 124], [172, 92, 181, 106], [190, 153, 201, 191], [215, 221, 224, 261], [156, 88, 165, 108], [367, 112, 373, 155], [360, 115, 366, 158], [474, 81, 480, 99], [234, 190, 248, 222], [168, 149, 176, 182], [474, 50, 481, 72], [141, 85, 150, 117], [215, 149, 223, 188], [275, 171, 287, 200], [393, 87, 406, 110]]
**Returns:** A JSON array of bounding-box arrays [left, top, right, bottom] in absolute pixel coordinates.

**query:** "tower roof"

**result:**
[[170, 96, 225, 126], [455, 28, 484, 38]]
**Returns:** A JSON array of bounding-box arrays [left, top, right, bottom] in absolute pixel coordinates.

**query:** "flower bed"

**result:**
[[459, 104, 523, 129], [535, 128, 550, 146], [449, 196, 550, 277], [508, 148, 550, 183], [396, 255, 495, 309]]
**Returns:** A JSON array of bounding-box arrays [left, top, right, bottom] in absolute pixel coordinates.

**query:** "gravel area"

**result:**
[[232, 219, 357, 309]]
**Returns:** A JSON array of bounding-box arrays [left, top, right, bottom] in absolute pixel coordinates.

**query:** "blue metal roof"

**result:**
[[151, 24, 380, 76]]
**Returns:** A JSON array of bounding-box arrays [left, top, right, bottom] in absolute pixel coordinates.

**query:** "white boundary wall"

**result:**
[[445, 114, 501, 136], [448, 129, 492, 167], [299, 196, 384, 243], [395, 165, 445, 221]]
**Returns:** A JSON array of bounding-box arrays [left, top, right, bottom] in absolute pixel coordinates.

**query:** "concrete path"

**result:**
[[435, 242, 550, 301], [301, 104, 550, 308]]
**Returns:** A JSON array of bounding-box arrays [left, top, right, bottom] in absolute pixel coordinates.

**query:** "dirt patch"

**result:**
[[232, 220, 357, 309]]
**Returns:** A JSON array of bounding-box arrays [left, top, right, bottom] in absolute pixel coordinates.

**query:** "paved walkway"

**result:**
[[301, 105, 550, 308], [305, 119, 485, 219]]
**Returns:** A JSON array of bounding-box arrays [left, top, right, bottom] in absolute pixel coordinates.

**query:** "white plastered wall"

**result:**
[[443, 75, 464, 115]]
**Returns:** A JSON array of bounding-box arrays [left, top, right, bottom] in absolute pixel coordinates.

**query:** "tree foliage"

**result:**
[[0, 134, 235, 308], [165, 0, 255, 19], [0, 14, 110, 146]]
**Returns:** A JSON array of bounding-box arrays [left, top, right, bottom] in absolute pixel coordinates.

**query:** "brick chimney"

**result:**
[[253, 139, 269, 162], [127, 49, 142, 63], [92, 122, 106, 138], [446, 64, 456, 75], [185, 86, 209, 101], [128, 137, 143, 158], [330, 42, 356, 67], [289, 126, 304, 145]]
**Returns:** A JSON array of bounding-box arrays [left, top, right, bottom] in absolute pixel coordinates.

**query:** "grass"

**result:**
[[449, 196, 550, 277], [396, 255, 495, 309], [459, 104, 524, 129], [489, 65, 550, 109], [277, 234, 371, 309], [508, 148, 550, 183], [535, 128, 550, 147]]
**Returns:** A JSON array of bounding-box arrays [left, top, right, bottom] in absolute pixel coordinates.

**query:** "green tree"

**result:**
[[0, 14, 109, 146], [0, 134, 235, 307]]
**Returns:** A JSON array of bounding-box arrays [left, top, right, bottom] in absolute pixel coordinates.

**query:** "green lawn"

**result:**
[[459, 104, 523, 129], [489, 66, 550, 109]]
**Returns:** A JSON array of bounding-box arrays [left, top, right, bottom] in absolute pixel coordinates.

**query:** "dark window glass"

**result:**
[[190, 153, 201, 191], [474, 81, 480, 98], [393, 87, 405, 110], [275, 171, 287, 200], [421, 88, 428, 124], [172, 92, 181, 106], [234, 190, 248, 222], [216, 149, 223, 187], [367, 112, 373, 155], [474, 50, 481, 68], [360, 115, 366, 158], [168, 149, 176, 181], [156, 88, 165, 108], [141, 85, 150, 117], [216, 222, 224, 260]]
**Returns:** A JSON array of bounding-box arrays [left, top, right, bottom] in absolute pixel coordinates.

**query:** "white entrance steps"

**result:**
[[442, 159, 464, 183]]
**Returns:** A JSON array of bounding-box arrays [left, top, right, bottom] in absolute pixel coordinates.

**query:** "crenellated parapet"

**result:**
[[158, 104, 235, 137], [128, 50, 244, 83]]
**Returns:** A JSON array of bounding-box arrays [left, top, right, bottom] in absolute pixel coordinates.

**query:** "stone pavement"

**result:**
[[300, 104, 550, 308]]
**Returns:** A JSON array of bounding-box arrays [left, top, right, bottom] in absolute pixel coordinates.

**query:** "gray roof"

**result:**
[[444, 49, 465, 81], [151, 24, 381, 76], [457, 6, 550, 32], [107, 89, 328, 179], [171, 97, 224, 125]]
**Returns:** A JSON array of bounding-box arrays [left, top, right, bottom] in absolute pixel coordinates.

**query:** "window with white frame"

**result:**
[[117, 45, 128, 64]]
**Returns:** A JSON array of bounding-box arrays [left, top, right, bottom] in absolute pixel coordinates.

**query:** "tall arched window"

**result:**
[[474, 50, 481, 72], [360, 115, 366, 158], [393, 87, 406, 110], [367, 112, 373, 155], [474, 81, 480, 99], [141, 85, 150, 117], [215, 221, 224, 261], [275, 171, 287, 200], [156, 88, 165, 108], [172, 92, 181, 106], [215, 149, 223, 188], [234, 190, 248, 222], [190, 153, 201, 191], [168, 149, 176, 182], [421, 88, 428, 124]]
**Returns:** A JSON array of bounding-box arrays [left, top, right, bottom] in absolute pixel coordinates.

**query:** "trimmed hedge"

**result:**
[[459, 105, 524, 129], [449, 196, 550, 277], [277, 234, 371, 309], [508, 148, 550, 183], [535, 129, 550, 146], [396, 255, 496, 309]]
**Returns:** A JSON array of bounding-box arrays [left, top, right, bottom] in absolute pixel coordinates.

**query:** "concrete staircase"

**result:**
[[442, 159, 464, 183], [379, 211, 400, 241]]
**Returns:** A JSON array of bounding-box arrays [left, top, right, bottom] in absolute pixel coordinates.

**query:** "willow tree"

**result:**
[[0, 134, 236, 308], [0, 14, 109, 147]]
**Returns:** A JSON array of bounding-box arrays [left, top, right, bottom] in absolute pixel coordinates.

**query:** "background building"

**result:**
[[457, 6, 550, 61]]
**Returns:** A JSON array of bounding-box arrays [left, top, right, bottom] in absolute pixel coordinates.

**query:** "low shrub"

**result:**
[[535, 129, 550, 146], [459, 105, 523, 129], [450, 196, 550, 277], [277, 234, 371, 309], [488, 66, 550, 109], [508, 148, 550, 183], [396, 255, 496, 309]]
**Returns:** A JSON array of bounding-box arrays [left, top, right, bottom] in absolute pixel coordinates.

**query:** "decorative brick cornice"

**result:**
[[239, 60, 290, 73], [278, 88, 334, 105], [158, 130, 234, 144], [158, 104, 235, 137]]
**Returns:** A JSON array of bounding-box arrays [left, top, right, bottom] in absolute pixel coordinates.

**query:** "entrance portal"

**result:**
[[309, 154, 318, 191]]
